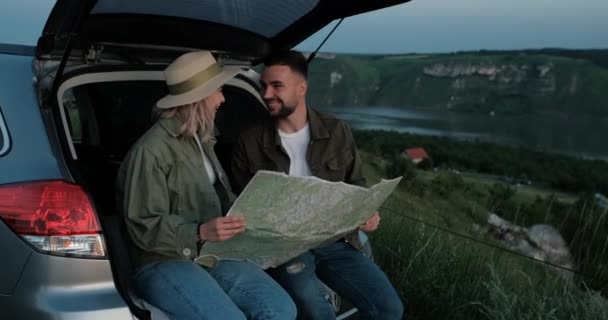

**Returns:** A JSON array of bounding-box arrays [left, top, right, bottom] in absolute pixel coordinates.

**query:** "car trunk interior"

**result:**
[[54, 68, 269, 318]]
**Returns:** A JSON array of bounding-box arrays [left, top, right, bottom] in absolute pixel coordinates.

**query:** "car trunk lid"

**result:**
[[37, 0, 411, 61]]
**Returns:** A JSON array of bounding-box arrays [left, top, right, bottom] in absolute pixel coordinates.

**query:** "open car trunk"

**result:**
[[53, 64, 368, 320], [34, 0, 412, 318]]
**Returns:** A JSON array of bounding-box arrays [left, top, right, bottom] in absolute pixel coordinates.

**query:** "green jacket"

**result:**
[[116, 117, 234, 267], [230, 108, 367, 250]]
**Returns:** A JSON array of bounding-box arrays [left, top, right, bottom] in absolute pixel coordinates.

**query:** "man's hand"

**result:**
[[199, 216, 246, 242], [359, 211, 380, 232]]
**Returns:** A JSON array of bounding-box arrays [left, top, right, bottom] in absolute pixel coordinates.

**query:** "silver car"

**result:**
[[0, 0, 408, 319]]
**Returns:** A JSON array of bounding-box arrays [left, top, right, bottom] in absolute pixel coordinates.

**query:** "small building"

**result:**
[[402, 147, 430, 164]]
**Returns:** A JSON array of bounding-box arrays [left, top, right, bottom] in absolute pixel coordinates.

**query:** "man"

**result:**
[[231, 50, 404, 320]]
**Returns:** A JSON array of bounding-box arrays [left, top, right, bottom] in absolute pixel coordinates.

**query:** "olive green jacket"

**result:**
[[116, 117, 234, 267], [230, 108, 367, 250]]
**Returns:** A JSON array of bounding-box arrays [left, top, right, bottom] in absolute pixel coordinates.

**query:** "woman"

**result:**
[[116, 51, 296, 320]]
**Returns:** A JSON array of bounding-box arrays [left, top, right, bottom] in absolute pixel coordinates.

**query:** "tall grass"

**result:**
[[371, 208, 608, 319], [359, 150, 608, 318]]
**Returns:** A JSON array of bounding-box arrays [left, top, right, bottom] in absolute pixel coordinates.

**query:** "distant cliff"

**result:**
[[306, 50, 608, 118]]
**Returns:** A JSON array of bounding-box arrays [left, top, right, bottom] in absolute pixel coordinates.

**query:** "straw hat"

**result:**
[[156, 51, 240, 109]]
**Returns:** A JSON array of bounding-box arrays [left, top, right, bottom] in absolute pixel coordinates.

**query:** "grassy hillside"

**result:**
[[361, 150, 608, 319], [307, 50, 608, 118]]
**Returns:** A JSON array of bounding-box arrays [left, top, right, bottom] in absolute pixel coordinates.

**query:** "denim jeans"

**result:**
[[134, 260, 296, 320], [272, 241, 405, 320]]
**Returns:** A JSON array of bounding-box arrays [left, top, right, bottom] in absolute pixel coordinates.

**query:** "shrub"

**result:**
[[430, 171, 466, 197], [386, 154, 417, 180]]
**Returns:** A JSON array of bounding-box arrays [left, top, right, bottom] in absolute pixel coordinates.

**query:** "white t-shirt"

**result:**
[[278, 123, 313, 177], [194, 134, 217, 184], [201, 149, 216, 184]]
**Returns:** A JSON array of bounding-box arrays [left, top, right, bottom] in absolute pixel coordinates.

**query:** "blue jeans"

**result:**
[[272, 241, 404, 320], [134, 260, 296, 320]]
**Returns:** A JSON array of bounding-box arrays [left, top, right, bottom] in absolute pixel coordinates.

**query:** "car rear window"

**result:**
[[0, 107, 10, 156], [92, 0, 320, 38]]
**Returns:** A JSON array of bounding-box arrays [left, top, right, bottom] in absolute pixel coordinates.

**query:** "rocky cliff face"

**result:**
[[423, 62, 532, 80], [423, 62, 560, 94], [306, 53, 606, 117]]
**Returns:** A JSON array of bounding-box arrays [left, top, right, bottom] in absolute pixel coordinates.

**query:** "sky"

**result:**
[[1, 0, 606, 54]]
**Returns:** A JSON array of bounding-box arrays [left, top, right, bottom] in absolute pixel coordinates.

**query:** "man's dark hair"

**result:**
[[263, 50, 308, 80]]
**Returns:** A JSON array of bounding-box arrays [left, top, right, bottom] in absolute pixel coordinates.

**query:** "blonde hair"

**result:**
[[161, 99, 215, 142]]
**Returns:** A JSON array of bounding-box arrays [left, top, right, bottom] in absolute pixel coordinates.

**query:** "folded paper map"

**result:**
[[197, 171, 401, 268]]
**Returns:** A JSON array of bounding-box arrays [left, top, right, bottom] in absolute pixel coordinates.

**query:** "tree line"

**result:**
[[353, 129, 608, 195]]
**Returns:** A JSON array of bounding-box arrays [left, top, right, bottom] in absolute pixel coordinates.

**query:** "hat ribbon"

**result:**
[[167, 63, 222, 95]]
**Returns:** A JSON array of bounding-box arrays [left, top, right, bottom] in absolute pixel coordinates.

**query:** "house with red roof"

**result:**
[[403, 147, 430, 164]]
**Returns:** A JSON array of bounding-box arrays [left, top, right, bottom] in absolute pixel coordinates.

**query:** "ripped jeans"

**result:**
[[272, 241, 405, 320]]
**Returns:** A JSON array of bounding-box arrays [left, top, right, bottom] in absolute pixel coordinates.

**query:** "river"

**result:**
[[317, 106, 608, 161]]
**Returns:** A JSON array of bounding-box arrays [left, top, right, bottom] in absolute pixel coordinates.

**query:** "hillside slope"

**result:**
[[307, 50, 608, 118]]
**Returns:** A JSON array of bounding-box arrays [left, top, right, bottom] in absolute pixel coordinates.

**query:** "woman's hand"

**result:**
[[199, 216, 246, 242], [359, 211, 381, 232]]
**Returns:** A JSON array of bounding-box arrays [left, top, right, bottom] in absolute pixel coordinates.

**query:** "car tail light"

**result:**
[[0, 180, 105, 258]]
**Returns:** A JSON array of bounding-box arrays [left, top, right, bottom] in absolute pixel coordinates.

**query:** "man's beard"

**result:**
[[266, 98, 296, 119]]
